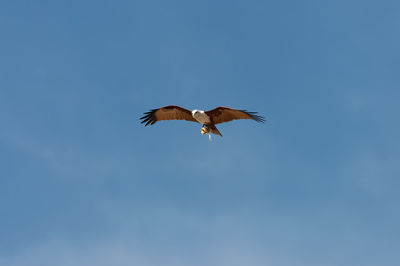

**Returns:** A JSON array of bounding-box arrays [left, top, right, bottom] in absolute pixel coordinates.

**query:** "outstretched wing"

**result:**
[[205, 106, 265, 125], [140, 105, 198, 126]]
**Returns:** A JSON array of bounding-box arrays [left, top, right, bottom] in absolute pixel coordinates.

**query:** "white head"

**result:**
[[192, 109, 204, 117]]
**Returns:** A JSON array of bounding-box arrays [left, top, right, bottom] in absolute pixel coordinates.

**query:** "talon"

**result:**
[[201, 126, 210, 135]]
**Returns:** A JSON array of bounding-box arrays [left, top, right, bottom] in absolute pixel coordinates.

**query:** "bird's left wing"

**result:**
[[140, 105, 198, 126], [205, 107, 265, 125]]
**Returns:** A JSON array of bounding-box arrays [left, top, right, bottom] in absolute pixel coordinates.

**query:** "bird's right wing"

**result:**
[[140, 105, 199, 126], [206, 106, 265, 125]]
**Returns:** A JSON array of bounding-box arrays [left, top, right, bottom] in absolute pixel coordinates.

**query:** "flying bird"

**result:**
[[140, 105, 265, 140]]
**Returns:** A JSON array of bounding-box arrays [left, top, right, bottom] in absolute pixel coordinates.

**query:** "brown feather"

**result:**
[[205, 107, 265, 125], [140, 105, 198, 126]]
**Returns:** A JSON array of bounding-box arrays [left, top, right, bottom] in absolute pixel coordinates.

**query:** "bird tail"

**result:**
[[208, 124, 223, 137]]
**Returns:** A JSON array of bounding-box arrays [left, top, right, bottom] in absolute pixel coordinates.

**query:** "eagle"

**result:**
[[140, 105, 265, 140]]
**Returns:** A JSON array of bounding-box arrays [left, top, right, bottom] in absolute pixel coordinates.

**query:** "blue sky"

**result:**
[[1, 0, 400, 265]]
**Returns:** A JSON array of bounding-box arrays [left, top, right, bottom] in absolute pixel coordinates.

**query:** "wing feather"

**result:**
[[205, 107, 265, 125], [140, 105, 198, 126]]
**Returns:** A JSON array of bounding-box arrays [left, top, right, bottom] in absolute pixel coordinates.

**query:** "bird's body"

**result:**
[[191, 110, 210, 124], [140, 105, 264, 140]]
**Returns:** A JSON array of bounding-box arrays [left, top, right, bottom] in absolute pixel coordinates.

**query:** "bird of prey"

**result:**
[[140, 105, 265, 140]]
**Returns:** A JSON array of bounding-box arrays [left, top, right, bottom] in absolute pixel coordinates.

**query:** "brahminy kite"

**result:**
[[140, 105, 265, 140]]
